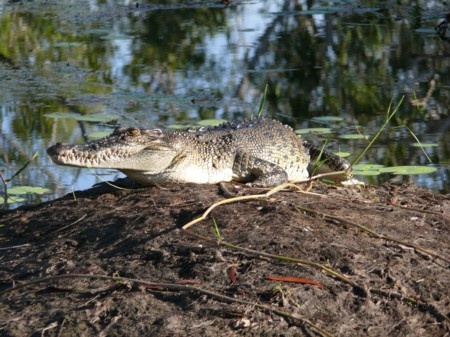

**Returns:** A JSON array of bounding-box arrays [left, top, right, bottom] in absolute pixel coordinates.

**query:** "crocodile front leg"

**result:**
[[304, 142, 352, 181], [233, 151, 289, 187]]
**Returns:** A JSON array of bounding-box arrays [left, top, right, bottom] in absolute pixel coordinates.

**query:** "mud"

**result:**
[[0, 180, 449, 336]]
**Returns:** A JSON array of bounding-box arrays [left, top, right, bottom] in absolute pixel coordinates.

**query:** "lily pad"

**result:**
[[300, 7, 341, 15], [88, 131, 112, 139], [353, 170, 381, 176], [100, 34, 133, 40], [379, 166, 437, 175], [168, 124, 190, 130], [84, 28, 111, 35], [414, 28, 437, 34], [54, 42, 83, 47], [352, 164, 385, 170], [8, 186, 49, 195], [299, 10, 329, 15], [295, 128, 332, 134], [339, 134, 369, 140], [74, 114, 119, 123], [44, 112, 82, 119], [312, 116, 343, 122], [197, 119, 227, 126], [4, 196, 26, 204], [411, 143, 438, 148]]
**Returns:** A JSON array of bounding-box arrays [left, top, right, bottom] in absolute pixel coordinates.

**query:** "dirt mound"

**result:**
[[0, 181, 449, 336]]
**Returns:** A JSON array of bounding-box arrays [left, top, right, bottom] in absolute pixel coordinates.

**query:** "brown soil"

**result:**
[[0, 180, 449, 337]]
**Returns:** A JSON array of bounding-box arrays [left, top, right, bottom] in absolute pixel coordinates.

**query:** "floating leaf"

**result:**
[[44, 112, 81, 119], [74, 114, 119, 122], [352, 164, 385, 170], [8, 186, 49, 195], [100, 34, 132, 40], [333, 152, 351, 158], [353, 170, 381, 176], [197, 119, 227, 126], [4, 196, 26, 204], [354, 7, 381, 14], [411, 143, 438, 148], [379, 166, 437, 175], [295, 128, 332, 134], [299, 6, 345, 15], [339, 134, 369, 140], [299, 10, 328, 15], [88, 131, 112, 139], [312, 116, 343, 122], [414, 28, 437, 34], [54, 42, 83, 47], [167, 124, 190, 130], [84, 28, 111, 35], [67, 94, 107, 105]]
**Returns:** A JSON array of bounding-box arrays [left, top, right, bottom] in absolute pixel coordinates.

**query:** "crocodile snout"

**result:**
[[47, 142, 71, 156]]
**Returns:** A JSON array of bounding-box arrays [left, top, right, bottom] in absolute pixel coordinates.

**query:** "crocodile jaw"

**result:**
[[47, 142, 177, 173]]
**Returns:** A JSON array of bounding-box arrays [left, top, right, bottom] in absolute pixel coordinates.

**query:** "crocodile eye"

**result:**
[[127, 128, 140, 136]]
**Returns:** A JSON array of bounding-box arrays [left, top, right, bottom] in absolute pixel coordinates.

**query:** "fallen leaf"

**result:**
[[266, 275, 326, 289], [229, 265, 237, 284], [175, 279, 201, 285]]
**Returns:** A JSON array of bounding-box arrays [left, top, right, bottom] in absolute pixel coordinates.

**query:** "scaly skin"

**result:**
[[47, 118, 352, 187]]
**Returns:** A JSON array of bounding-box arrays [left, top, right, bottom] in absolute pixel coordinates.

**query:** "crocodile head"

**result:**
[[47, 127, 178, 177]]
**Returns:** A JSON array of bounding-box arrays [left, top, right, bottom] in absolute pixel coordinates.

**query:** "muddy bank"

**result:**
[[0, 181, 449, 336]]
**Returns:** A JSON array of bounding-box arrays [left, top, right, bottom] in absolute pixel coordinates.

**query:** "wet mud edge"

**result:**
[[0, 180, 449, 336]]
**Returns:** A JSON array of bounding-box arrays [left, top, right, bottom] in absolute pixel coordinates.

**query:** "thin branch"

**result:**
[[0, 170, 7, 205], [0, 243, 31, 251], [182, 176, 348, 231], [51, 214, 87, 235]]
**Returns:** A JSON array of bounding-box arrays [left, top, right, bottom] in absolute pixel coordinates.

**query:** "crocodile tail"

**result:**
[[303, 141, 353, 181]]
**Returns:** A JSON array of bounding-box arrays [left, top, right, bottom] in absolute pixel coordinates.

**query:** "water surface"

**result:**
[[0, 0, 449, 208]]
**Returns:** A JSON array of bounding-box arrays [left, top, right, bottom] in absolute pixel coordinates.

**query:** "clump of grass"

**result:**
[[349, 95, 433, 175], [350, 96, 405, 167]]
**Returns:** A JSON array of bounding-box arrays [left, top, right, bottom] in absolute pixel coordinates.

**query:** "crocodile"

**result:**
[[47, 118, 352, 187]]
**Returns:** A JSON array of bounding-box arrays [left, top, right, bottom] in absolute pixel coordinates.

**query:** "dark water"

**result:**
[[0, 0, 449, 208]]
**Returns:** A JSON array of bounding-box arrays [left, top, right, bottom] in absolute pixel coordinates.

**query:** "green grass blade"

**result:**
[[212, 218, 222, 240], [400, 125, 432, 163], [256, 84, 268, 117], [351, 95, 405, 167]]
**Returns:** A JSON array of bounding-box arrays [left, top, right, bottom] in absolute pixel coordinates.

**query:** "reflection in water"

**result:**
[[0, 0, 448, 208]]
